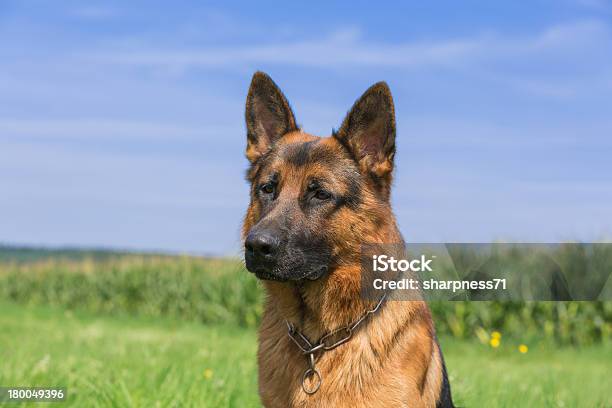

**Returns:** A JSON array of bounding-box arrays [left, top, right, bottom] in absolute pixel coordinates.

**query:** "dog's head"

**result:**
[[242, 72, 397, 282]]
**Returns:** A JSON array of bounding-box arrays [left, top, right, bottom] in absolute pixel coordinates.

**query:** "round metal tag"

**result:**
[[301, 368, 322, 395]]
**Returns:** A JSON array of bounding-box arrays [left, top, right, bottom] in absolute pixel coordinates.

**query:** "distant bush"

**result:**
[[0, 256, 263, 328], [0, 253, 610, 345]]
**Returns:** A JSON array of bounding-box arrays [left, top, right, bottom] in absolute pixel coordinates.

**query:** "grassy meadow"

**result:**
[[0, 246, 611, 407]]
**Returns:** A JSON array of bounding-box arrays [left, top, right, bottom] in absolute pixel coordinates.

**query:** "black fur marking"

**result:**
[[335, 174, 362, 210], [435, 336, 455, 408], [283, 141, 348, 170], [285, 141, 316, 167]]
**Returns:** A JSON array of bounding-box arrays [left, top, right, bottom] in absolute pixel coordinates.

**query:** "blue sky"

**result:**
[[1, 0, 611, 255]]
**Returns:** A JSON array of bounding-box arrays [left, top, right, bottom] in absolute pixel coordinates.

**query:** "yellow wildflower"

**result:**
[[491, 331, 502, 340], [490, 338, 500, 348], [203, 368, 213, 379], [518, 344, 528, 354]]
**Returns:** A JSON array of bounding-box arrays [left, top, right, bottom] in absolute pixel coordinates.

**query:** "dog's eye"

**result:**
[[260, 183, 275, 195], [314, 190, 331, 200]]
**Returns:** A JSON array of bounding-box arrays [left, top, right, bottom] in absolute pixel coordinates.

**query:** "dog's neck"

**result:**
[[264, 263, 369, 340]]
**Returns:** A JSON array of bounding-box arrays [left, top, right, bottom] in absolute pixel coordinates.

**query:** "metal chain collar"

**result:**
[[285, 292, 387, 395]]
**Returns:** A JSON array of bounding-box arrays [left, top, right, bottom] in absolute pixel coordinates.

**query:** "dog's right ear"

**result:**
[[245, 72, 297, 163]]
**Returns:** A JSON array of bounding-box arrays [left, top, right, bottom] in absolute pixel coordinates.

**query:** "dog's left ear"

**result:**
[[334, 82, 396, 197]]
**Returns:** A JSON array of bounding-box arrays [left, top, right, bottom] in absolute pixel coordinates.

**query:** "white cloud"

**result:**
[[0, 118, 236, 142], [85, 20, 610, 71], [87, 31, 482, 70], [69, 6, 118, 20], [571, 0, 611, 10], [397, 116, 612, 148]]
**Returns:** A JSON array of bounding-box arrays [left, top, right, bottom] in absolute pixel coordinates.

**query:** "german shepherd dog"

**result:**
[[242, 72, 454, 408]]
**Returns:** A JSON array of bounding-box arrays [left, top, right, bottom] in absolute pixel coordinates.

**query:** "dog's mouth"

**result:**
[[252, 267, 285, 281], [249, 264, 329, 282]]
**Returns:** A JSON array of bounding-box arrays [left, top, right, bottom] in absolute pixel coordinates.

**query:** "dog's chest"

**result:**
[[257, 330, 415, 408]]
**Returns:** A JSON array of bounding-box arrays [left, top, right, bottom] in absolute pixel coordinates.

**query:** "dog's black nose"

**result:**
[[245, 230, 280, 263]]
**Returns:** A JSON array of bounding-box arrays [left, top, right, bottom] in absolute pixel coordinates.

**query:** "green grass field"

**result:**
[[0, 301, 610, 407]]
